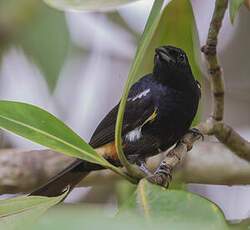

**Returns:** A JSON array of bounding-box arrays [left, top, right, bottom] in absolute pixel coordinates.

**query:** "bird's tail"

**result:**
[[29, 159, 103, 197]]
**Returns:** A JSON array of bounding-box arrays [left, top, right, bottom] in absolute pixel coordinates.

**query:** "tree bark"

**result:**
[[0, 142, 249, 194]]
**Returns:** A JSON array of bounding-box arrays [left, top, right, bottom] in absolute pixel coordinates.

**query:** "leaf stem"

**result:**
[[107, 165, 138, 184]]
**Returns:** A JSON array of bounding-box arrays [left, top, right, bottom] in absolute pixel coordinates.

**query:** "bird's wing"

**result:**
[[89, 82, 156, 148]]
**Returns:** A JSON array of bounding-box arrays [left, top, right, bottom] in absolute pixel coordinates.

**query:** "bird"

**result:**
[[29, 45, 201, 198]]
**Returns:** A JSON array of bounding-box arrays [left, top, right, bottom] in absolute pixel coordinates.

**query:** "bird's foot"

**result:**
[[137, 161, 153, 176], [146, 165, 172, 188], [187, 128, 204, 141]]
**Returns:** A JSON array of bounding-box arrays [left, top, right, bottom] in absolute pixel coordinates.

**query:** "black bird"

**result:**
[[30, 46, 201, 197]]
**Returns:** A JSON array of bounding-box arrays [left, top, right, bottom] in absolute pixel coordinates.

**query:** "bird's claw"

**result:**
[[188, 128, 204, 141], [146, 166, 172, 189]]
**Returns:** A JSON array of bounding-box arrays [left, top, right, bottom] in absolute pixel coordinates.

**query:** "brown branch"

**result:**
[[82, 141, 250, 186], [201, 0, 228, 121], [199, 0, 250, 163], [0, 149, 75, 194], [0, 145, 250, 194], [214, 122, 250, 161], [146, 131, 202, 186]]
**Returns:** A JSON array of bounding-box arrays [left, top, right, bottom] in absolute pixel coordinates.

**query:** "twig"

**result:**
[[201, 0, 228, 121], [200, 0, 250, 163], [146, 131, 202, 186], [213, 122, 250, 161]]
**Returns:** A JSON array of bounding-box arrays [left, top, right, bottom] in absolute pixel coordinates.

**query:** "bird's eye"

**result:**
[[178, 54, 185, 63]]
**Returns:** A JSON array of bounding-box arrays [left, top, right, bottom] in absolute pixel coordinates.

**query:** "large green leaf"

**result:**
[[229, 0, 244, 23], [0, 190, 68, 230], [118, 180, 228, 230], [31, 206, 228, 230], [43, 0, 139, 11], [0, 100, 108, 166]]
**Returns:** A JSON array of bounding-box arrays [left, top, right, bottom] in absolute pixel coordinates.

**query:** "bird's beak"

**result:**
[[156, 47, 174, 63]]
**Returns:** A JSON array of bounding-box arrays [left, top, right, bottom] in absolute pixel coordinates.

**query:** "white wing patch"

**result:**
[[125, 107, 158, 143], [125, 128, 142, 142], [128, 89, 151, 102]]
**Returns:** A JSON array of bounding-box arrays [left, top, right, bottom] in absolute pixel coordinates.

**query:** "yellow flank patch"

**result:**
[[150, 109, 157, 120], [142, 108, 158, 127]]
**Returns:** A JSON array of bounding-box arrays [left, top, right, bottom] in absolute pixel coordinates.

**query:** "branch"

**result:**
[[0, 149, 75, 194], [199, 0, 250, 162], [213, 122, 250, 161], [201, 0, 228, 121], [0, 145, 250, 194], [82, 140, 250, 186], [146, 131, 202, 186]]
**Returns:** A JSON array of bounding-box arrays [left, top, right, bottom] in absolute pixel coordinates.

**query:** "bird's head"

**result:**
[[153, 46, 197, 91]]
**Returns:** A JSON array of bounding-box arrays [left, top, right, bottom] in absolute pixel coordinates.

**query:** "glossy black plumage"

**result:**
[[30, 46, 201, 197]]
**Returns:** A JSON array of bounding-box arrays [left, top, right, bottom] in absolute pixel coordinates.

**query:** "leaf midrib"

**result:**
[[139, 180, 150, 221], [0, 114, 105, 164]]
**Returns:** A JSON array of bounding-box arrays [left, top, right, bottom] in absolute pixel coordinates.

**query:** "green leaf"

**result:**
[[115, 0, 164, 177], [17, 2, 70, 90], [0, 0, 40, 68], [0, 0, 69, 90], [0, 100, 109, 166], [230, 0, 244, 24], [0, 189, 68, 230], [42, 0, 139, 11], [118, 180, 228, 230], [115, 180, 137, 207]]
